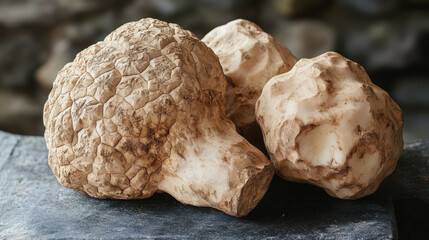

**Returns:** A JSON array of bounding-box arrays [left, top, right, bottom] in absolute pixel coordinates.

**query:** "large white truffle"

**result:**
[[203, 19, 297, 149], [256, 52, 403, 199], [43, 18, 274, 217]]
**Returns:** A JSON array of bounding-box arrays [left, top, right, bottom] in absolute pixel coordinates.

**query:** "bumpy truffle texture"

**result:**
[[202, 19, 297, 150], [43, 18, 274, 217], [256, 52, 403, 199]]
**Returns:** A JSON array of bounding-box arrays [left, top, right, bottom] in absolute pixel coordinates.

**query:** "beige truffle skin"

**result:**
[[202, 19, 297, 150], [256, 52, 403, 199], [43, 18, 274, 217]]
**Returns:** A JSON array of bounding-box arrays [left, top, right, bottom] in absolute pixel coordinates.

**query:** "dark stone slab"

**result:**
[[6, 130, 429, 239], [377, 140, 429, 239]]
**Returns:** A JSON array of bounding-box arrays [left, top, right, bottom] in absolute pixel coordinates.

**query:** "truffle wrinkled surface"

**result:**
[[256, 52, 403, 199], [203, 19, 297, 149], [43, 18, 274, 217]]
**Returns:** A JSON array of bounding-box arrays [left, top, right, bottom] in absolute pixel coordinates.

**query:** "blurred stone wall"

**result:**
[[0, 0, 428, 142]]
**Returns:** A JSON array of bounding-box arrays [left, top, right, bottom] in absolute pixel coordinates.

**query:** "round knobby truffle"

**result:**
[[256, 52, 403, 199], [203, 19, 297, 150]]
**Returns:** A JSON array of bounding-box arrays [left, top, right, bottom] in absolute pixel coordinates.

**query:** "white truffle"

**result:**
[[203, 19, 297, 149], [256, 52, 403, 199], [43, 18, 274, 217]]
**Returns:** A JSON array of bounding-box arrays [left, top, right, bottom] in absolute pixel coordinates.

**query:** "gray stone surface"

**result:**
[[1, 131, 428, 239], [376, 139, 429, 239]]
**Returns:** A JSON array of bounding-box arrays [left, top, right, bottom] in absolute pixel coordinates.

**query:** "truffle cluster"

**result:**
[[44, 18, 403, 217]]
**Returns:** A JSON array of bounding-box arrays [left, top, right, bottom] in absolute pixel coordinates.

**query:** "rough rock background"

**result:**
[[0, 0, 428, 143]]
